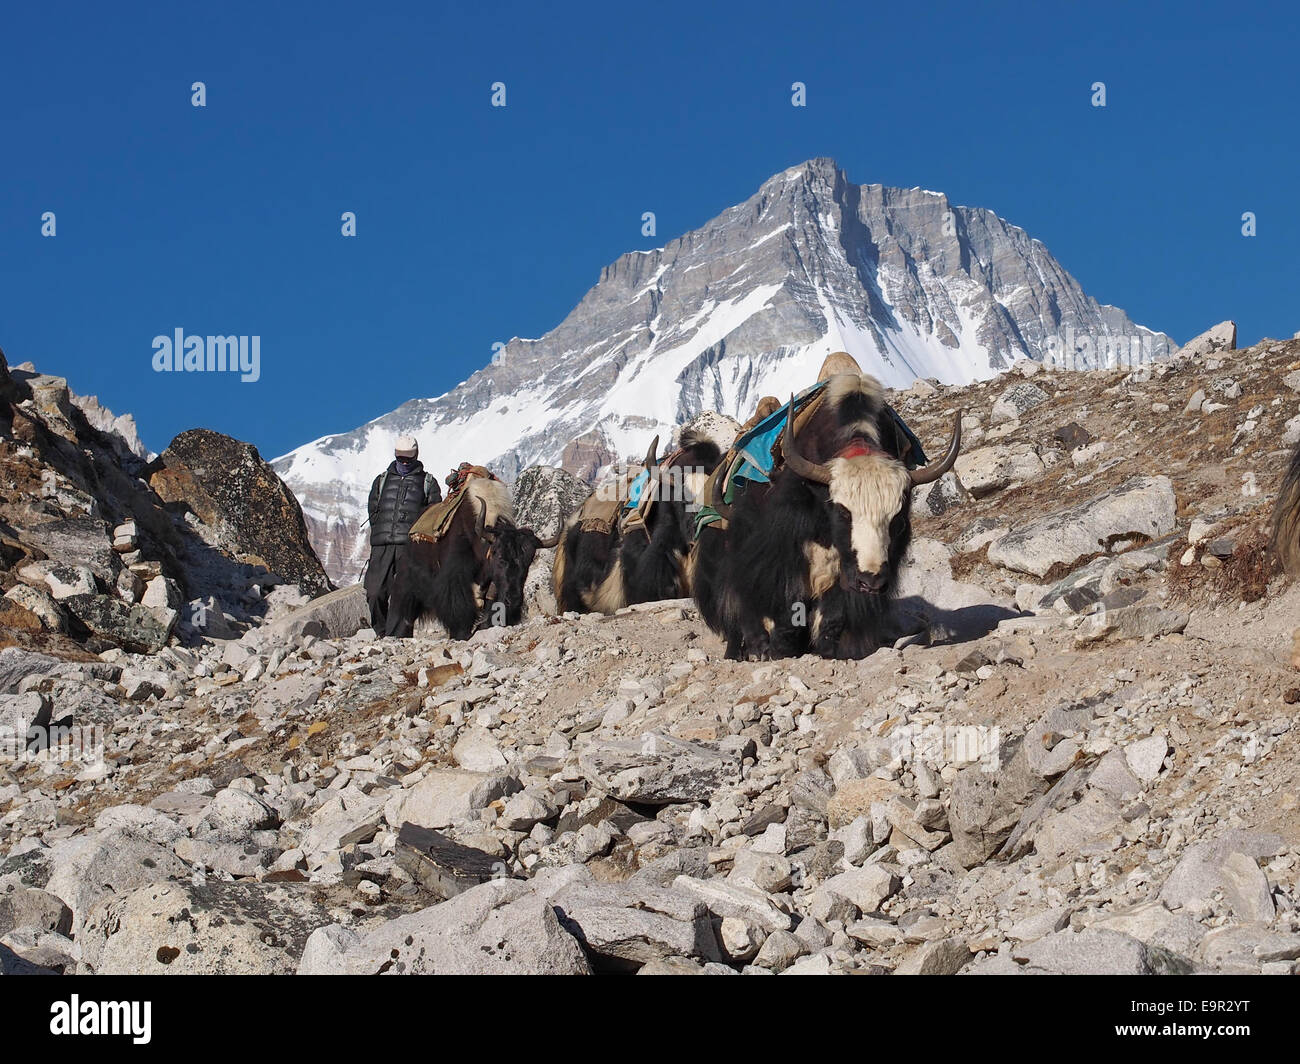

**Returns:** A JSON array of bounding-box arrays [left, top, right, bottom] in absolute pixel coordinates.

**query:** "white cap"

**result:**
[[394, 435, 418, 458]]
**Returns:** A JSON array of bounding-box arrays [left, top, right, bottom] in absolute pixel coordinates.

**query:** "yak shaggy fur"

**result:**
[[391, 476, 543, 640], [694, 373, 916, 660], [555, 429, 722, 614]]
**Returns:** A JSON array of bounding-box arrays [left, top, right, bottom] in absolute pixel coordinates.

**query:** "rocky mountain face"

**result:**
[[275, 157, 1176, 586], [0, 350, 331, 661], [7, 325, 1300, 976]]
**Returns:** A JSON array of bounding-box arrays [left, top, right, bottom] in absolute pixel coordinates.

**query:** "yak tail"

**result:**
[[1272, 440, 1300, 575]]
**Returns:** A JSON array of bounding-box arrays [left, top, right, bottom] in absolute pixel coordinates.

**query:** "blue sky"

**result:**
[[1, 0, 1295, 459]]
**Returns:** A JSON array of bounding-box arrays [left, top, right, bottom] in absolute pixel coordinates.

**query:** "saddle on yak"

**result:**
[[620, 444, 684, 540], [408, 465, 497, 545], [573, 451, 676, 540], [572, 467, 640, 537], [694, 380, 928, 539]]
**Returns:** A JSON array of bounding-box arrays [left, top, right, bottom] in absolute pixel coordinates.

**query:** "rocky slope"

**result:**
[[275, 157, 1176, 585], [6, 326, 1300, 976], [0, 350, 331, 662]]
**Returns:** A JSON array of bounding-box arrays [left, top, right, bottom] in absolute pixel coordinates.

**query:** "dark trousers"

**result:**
[[364, 543, 406, 637]]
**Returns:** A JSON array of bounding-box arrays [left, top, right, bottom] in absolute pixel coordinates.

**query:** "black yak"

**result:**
[[389, 475, 557, 640], [554, 429, 723, 614], [693, 372, 960, 660]]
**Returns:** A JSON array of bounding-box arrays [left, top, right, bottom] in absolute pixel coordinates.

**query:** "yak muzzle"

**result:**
[[853, 569, 890, 594]]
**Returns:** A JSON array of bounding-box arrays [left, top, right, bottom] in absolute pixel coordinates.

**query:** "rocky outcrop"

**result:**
[[0, 351, 333, 657], [513, 466, 590, 539], [986, 476, 1177, 578], [151, 430, 332, 598], [1180, 320, 1237, 359], [513, 465, 591, 619]]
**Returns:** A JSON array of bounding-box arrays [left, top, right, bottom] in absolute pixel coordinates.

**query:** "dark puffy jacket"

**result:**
[[368, 460, 441, 546]]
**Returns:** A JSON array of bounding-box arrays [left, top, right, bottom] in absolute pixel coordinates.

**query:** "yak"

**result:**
[[693, 372, 960, 660], [389, 475, 557, 640], [554, 429, 723, 614]]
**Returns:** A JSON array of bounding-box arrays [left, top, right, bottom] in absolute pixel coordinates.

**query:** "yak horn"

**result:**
[[475, 500, 497, 539], [709, 469, 733, 521], [780, 395, 832, 485], [643, 434, 660, 471], [909, 410, 963, 486]]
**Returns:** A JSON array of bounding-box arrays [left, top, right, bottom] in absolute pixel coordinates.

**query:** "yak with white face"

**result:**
[[693, 373, 960, 660]]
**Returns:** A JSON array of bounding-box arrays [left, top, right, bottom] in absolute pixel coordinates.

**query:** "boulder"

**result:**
[[81, 879, 335, 974], [44, 829, 189, 934], [911, 471, 972, 519], [498, 790, 557, 832], [1179, 321, 1237, 359], [512, 465, 590, 540], [452, 727, 508, 772], [550, 884, 721, 969], [300, 879, 591, 975], [0, 942, 59, 975], [894, 936, 970, 975], [4, 585, 66, 632], [1012, 928, 1155, 974], [947, 736, 1051, 868], [61, 593, 172, 653], [42, 564, 97, 600], [810, 865, 900, 918], [990, 381, 1050, 425], [753, 930, 809, 972], [15, 517, 119, 586], [301, 793, 386, 858], [0, 927, 79, 974], [954, 444, 1044, 499], [987, 475, 1176, 577], [1027, 789, 1124, 859], [1124, 734, 1169, 782], [151, 428, 332, 597], [201, 788, 280, 839], [385, 768, 520, 830], [241, 584, 369, 648], [393, 823, 507, 899], [578, 733, 742, 805], [894, 536, 1011, 623], [1159, 831, 1281, 922], [671, 875, 792, 933], [0, 648, 60, 695], [93, 805, 187, 847], [1088, 749, 1142, 801], [1092, 902, 1204, 957], [0, 883, 73, 938]]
